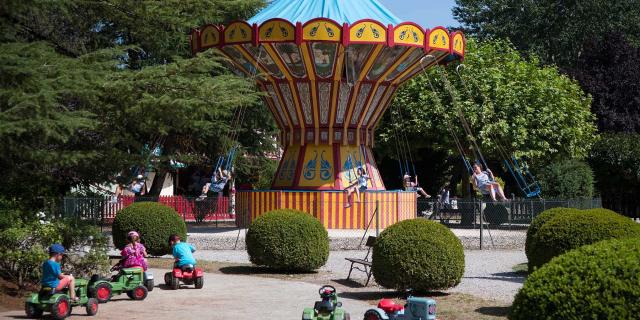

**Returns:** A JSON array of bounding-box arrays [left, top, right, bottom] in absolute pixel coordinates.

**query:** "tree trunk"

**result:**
[[147, 167, 168, 196]]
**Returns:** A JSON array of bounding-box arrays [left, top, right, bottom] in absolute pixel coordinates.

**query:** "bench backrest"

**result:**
[[363, 236, 376, 261]]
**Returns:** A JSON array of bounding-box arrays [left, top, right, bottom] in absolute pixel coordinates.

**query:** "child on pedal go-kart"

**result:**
[[165, 234, 203, 289], [42, 244, 79, 302], [168, 234, 196, 269], [117, 231, 148, 271]]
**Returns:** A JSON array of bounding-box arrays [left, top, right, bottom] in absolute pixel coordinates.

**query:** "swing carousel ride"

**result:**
[[190, 0, 465, 229]]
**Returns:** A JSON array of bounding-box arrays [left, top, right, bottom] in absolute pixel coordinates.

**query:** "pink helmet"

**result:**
[[127, 231, 140, 238]]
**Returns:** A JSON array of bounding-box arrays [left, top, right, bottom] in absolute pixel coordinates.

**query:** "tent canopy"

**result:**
[[248, 0, 403, 26]]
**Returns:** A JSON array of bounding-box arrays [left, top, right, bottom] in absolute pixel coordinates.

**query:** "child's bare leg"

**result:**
[[497, 185, 507, 200], [68, 276, 76, 299], [354, 187, 361, 202], [345, 186, 357, 207], [488, 185, 497, 201]]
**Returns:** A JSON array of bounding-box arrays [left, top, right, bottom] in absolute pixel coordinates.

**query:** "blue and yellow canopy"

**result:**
[[248, 0, 403, 26], [189, 0, 465, 147]]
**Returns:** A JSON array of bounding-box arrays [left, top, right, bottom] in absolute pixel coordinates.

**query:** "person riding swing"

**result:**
[[403, 174, 431, 198], [198, 167, 231, 200], [344, 167, 370, 208], [471, 163, 508, 201]]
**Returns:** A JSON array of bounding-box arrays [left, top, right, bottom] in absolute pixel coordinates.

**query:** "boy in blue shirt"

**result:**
[[168, 234, 196, 269], [41, 244, 78, 301]]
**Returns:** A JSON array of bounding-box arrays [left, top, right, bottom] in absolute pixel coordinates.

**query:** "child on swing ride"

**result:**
[[403, 174, 431, 198], [471, 163, 508, 201], [198, 167, 231, 200], [344, 167, 370, 208]]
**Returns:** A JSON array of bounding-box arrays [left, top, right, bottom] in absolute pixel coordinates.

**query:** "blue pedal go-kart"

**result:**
[[363, 297, 436, 320]]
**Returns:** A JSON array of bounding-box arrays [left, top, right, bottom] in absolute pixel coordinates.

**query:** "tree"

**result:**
[[0, 0, 277, 205], [375, 38, 597, 195], [590, 133, 640, 218], [452, 0, 640, 69], [453, 0, 640, 134], [565, 32, 640, 133]]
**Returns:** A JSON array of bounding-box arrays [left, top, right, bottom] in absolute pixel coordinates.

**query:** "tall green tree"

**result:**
[[375, 38, 597, 194], [453, 0, 640, 69], [565, 32, 640, 133], [0, 0, 276, 204]]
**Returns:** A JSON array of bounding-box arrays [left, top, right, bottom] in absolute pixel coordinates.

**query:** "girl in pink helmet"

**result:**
[[120, 231, 148, 271]]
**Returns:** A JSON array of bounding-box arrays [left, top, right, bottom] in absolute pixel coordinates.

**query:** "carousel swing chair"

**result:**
[[110, 137, 165, 202], [199, 46, 264, 200], [453, 63, 541, 199], [389, 98, 425, 196], [343, 145, 369, 207]]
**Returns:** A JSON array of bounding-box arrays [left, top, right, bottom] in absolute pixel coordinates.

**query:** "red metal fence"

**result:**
[[62, 196, 233, 223]]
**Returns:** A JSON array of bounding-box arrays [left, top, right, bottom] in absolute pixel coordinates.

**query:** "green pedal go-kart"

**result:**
[[88, 264, 154, 303], [25, 278, 99, 320], [302, 285, 351, 320]]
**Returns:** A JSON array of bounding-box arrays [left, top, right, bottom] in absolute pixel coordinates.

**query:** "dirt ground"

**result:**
[[0, 259, 510, 319]]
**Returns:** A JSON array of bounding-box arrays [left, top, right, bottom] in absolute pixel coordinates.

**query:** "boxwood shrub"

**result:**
[[525, 207, 579, 272], [246, 209, 328, 271], [371, 219, 464, 292], [528, 209, 640, 270], [511, 238, 640, 320], [112, 202, 187, 256]]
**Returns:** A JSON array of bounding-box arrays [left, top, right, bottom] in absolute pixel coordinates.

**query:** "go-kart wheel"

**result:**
[[93, 282, 112, 303], [145, 278, 154, 292], [363, 310, 384, 320], [24, 302, 43, 318], [164, 272, 171, 286], [194, 276, 204, 289], [51, 296, 70, 320], [169, 274, 179, 290], [130, 285, 148, 301], [85, 298, 99, 316]]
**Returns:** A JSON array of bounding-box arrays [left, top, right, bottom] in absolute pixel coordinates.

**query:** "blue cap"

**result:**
[[49, 244, 66, 255]]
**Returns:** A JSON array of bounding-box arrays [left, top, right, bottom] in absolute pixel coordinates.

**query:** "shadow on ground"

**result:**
[[219, 266, 317, 276], [464, 271, 526, 284], [475, 306, 511, 317]]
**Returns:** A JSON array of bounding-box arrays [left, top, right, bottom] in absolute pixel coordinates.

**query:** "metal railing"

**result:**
[[417, 197, 602, 249], [61, 195, 233, 224]]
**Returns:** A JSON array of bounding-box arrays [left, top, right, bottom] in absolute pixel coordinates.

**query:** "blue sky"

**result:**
[[379, 0, 459, 28]]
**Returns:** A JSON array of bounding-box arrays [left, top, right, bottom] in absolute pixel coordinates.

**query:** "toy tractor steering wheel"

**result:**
[[319, 285, 336, 298]]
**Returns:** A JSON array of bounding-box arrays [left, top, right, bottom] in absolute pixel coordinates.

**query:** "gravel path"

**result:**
[[192, 249, 527, 302]]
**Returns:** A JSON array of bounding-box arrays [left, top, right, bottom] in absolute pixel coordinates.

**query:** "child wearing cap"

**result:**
[[120, 231, 148, 270], [41, 244, 78, 301]]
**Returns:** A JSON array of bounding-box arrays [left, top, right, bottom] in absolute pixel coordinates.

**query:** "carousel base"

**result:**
[[236, 190, 417, 229]]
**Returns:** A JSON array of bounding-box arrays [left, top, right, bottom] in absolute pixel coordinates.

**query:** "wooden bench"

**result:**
[[345, 236, 376, 286]]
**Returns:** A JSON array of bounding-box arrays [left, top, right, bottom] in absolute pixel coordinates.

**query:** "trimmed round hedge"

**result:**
[[511, 238, 640, 320], [528, 209, 640, 270], [246, 209, 329, 271], [525, 207, 579, 271], [112, 202, 187, 256], [371, 219, 464, 292]]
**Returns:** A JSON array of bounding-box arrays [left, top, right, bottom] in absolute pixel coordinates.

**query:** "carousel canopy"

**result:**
[[248, 0, 402, 26], [189, 0, 466, 150]]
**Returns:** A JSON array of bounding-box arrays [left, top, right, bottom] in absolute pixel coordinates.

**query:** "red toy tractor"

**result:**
[[164, 262, 204, 290]]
